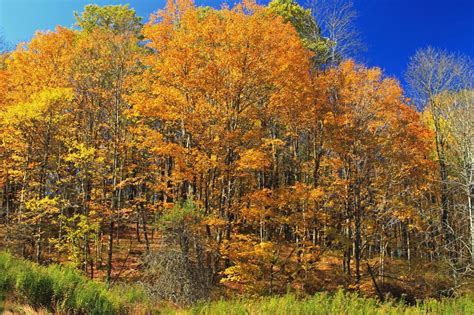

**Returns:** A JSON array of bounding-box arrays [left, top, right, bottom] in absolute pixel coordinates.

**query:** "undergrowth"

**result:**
[[0, 251, 147, 314], [184, 291, 474, 315], [1, 251, 473, 314]]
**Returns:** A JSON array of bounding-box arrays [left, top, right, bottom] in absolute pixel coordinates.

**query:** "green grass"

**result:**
[[184, 290, 474, 315], [0, 251, 147, 314], [1, 251, 473, 314]]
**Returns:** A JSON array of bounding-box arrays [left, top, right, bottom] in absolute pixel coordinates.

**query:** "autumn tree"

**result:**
[[71, 4, 143, 284], [133, 0, 317, 292], [311, 61, 432, 285], [0, 4, 143, 282], [0, 27, 75, 262]]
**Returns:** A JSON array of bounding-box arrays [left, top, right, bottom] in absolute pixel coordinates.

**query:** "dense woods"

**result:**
[[0, 0, 472, 310]]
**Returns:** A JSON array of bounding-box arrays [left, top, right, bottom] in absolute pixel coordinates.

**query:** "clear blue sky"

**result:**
[[0, 0, 473, 83]]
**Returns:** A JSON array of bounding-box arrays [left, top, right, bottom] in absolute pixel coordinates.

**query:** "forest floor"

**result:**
[[2, 291, 473, 315], [1, 223, 473, 312], [1, 245, 474, 314]]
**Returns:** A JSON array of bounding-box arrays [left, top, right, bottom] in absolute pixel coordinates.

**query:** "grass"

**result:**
[[183, 290, 474, 315], [1, 251, 473, 314], [0, 251, 147, 314]]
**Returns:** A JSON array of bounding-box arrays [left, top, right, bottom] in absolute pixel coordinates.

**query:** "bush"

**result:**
[[142, 200, 213, 306], [143, 248, 211, 306]]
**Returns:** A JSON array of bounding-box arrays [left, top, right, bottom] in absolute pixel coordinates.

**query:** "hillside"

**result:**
[[0, 0, 472, 312]]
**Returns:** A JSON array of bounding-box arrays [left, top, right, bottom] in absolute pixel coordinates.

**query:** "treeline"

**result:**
[[0, 0, 472, 304]]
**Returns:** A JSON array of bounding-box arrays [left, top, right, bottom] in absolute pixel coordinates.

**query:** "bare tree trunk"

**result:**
[[106, 221, 114, 286], [354, 207, 361, 285], [136, 211, 141, 243], [142, 207, 150, 254], [469, 181, 474, 264], [36, 223, 42, 263]]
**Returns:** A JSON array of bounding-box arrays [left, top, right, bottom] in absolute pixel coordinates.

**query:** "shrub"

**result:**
[[142, 200, 213, 306]]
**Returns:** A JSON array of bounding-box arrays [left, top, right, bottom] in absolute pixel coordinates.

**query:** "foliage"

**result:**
[[74, 4, 142, 34], [268, 0, 332, 65]]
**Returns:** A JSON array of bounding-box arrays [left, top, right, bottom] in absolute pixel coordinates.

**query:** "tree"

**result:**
[[424, 89, 473, 268], [0, 27, 75, 262], [74, 4, 142, 35], [313, 61, 432, 285], [406, 47, 472, 258], [72, 4, 143, 285], [443, 90, 474, 264], [268, 0, 331, 66], [135, 0, 315, 293], [308, 0, 363, 64]]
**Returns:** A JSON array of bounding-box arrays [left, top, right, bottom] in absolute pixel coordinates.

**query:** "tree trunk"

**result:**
[[354, 208, 361, 285], [142, 208, 150, 254], [106, 221, 114, 286], [469, 180, 474, 264]]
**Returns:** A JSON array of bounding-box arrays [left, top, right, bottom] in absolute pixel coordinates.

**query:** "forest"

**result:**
[[0, 0, 473, 313]]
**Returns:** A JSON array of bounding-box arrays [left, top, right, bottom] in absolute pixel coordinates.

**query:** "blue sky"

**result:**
[[0, 0, 473, 83]]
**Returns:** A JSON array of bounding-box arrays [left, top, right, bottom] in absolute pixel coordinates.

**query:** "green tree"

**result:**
[[268, 0, 331, 66], [74, 4, 142, 35]]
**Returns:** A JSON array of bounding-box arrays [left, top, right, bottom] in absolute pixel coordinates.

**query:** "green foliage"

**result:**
[[0, 251, 147, 313], [72, 281, 117, 314], [74, 4, 142, 34], [111, 283, 148, 305], [15, 267, 54, 310], [45, 264, 84, 311], [269, 0, 319, 38], [268, 0, 332, 65], [158, 199, 203, 229], [0, 252, 14, 292]]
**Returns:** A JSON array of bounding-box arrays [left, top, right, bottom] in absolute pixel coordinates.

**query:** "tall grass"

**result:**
[[186, 290, 474, 315], [1, 251, 472, 314], [0, 251, 147, 314]]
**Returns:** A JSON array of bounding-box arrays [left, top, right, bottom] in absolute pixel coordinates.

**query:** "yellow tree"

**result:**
[[0, 27, 75, 262]]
